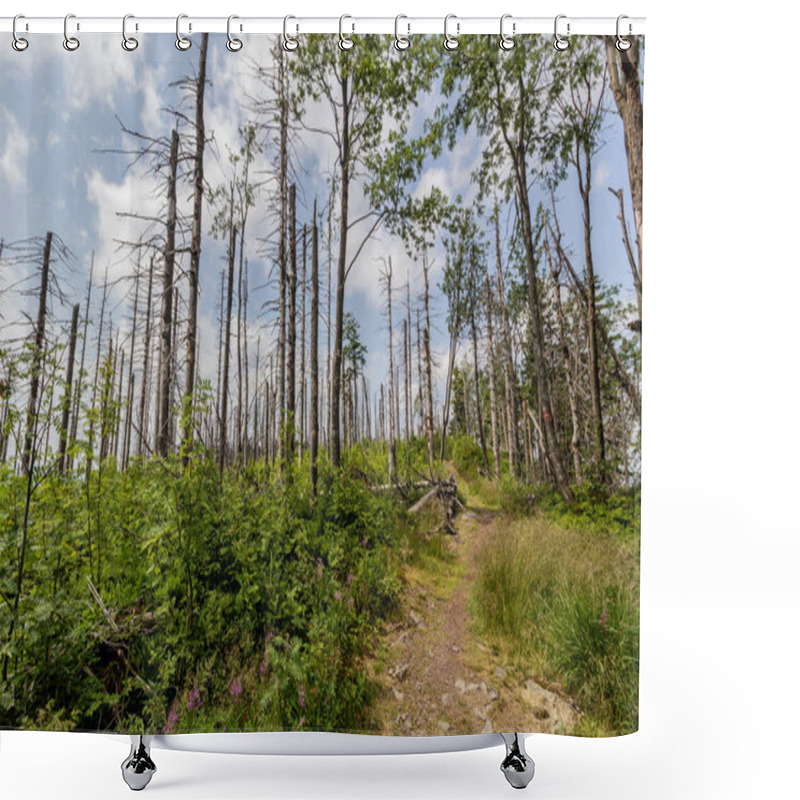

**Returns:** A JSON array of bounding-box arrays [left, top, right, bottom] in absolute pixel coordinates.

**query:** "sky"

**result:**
[[0, 33, 638, 437]]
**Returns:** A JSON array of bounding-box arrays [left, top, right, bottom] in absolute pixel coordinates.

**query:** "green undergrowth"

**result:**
[[0, 440, 439, 735], [469, 476, 640, 736]]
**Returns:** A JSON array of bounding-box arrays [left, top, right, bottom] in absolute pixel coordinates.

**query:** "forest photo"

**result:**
[[0, 33, 642, 738]]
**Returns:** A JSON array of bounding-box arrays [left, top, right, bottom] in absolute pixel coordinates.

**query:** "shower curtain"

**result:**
[[0, 29, 642, 739]]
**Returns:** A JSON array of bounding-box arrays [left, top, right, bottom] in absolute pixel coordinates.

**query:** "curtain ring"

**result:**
[[63, 13, 80, 51], [176, 14, 192, 50], [283, 15, 298, 51], [394, 14, 410, 51], [616, 15, 632, 51], [122, 14, 138, 51], [553, 14, 570, 51], [339, 14, 354, 51], [227, 15, 243, 52], [12, 15, 29, 51], [443, 14, 459, 51], [499, 14, 515, 50]]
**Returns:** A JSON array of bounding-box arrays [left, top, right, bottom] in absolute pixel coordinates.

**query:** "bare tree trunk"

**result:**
[[518, 175, 573, 503], [470, 312, 490, 472], [123, 262, 141, 468], [157, 128, 179, 459], [384, 258, 397, 481], [422, 251, 435, 472], [22, 232, 52, 474], [545, 239, 583, 484], [219, 199, 237, 474], [331, 71, 351, 469], [326, 203, 332, 453], [609, 186, 641, 321], [576, 141, 606, 473], [57, 303, 80, 474], [494, 204, 519, 475], [483, 273, 501, 480], [605, 37, 643, 285], [68, 253, 94, 470], [182, 32, 208, 462], [277, 46, 288, 468], [310, 204, 320, 494], [87, 266, 109, 474], [416, 307, 424, 438], [113, 347, 125, 466], [299, 223, 307, 464], [286, 183, 297, 465]]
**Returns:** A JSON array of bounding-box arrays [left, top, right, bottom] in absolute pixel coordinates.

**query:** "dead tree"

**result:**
[[182, 31, 209, 462], [57, 303, 80, 474], [310, 204, 320, 493], [156, 128, 179, 459]]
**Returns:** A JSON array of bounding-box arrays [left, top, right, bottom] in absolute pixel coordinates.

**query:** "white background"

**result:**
[[2, 1, 799, 798]]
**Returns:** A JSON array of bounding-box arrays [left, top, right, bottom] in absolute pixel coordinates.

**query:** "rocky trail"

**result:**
[[369, 499, 580, 736]]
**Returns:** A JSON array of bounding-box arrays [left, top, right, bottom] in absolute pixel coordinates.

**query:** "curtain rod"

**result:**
[[0, 16, 646, 37]]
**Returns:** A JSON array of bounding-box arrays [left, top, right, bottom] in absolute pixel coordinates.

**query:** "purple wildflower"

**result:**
[[259, 662, 266, 678], [164, 709, 179, 734], [230, 678, 243, 704], [188, 688, 201, 711], [334, 591, 342, 602], [361, 536, 367, 547], [347, 573, 355, 585], [298, 686, 306, 708]]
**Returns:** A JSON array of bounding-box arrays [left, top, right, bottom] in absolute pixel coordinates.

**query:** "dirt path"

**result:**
[[368, 502, 580, 736]]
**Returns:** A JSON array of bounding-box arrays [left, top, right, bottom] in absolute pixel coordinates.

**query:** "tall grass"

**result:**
[[471, 513, 639, 735]]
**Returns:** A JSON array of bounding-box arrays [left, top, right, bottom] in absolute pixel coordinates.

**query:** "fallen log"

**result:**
[[408, 476, 462, 534]]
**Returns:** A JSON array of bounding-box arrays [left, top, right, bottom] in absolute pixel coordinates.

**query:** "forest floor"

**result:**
[[366, 485, 581, 736]]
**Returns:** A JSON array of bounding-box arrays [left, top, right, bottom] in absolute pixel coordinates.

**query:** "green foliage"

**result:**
[[471, 510, 639, 736], [450, 434, 486, 480], [0, 442, 410, 734]]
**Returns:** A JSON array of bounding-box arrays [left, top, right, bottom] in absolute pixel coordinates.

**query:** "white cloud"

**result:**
[[0, 109, 31, 186]]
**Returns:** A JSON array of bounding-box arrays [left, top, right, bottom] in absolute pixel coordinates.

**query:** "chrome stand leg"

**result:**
[[121, 735, 156, 791], [500, 733, 535, 790]]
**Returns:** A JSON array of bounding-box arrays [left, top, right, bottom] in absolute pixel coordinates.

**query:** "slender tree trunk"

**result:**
[[483, 274, 501, 480], [277, 46, 288, 468], [385, 258, 397, 481], [299, 224, 307, 464], [157, 128, 179, 459], [545, 240, 583, 484], [494, 205, 519, 475], [517, 174, 573, 503], [286, 183, 297, 465], [22, 232, 52, 474], [470, 312, 490, 472], [576, 142, 606, 472], [605, 37, 643, 283], [57, 303, 80, 474], [331, 70, 351, 469], [422, 251, 435, 472], [182, 32, 208, 463], [122, 263, 140, 467], [219, 186, 236, 474], [68, 253, 94, 470], [310, 204, 320, 493]]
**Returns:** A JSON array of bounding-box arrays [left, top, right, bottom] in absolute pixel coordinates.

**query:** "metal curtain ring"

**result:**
[[227, 15, 243, 51], [12, 14, 28, 51], [443, 14, 459, 50], [283, 15, 298, 51], [394, 14, 410, 51], [63, 13, 80, 51], [499, 13, 515, 50], [553, 14, 570, 51], [122, 14, 138, 51], [616, 14, 632, 51], [176, 14, 191, 50], [339, 14, 354, 51]]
